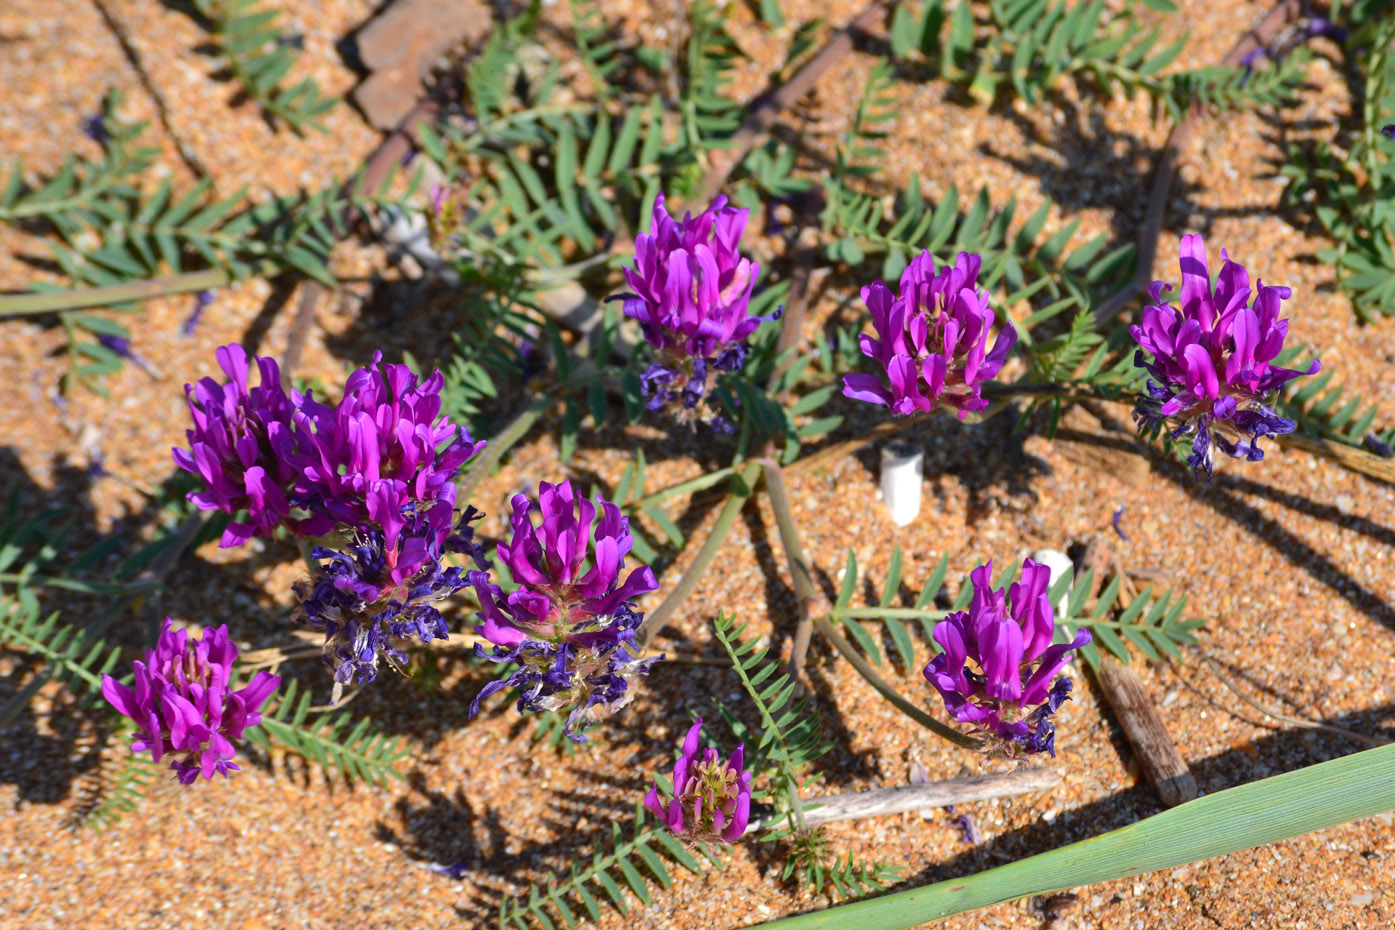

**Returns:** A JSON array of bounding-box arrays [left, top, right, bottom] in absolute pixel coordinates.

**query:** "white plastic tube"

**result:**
[[1030, 547, 1074, 614], [880, 441, 924, 527]]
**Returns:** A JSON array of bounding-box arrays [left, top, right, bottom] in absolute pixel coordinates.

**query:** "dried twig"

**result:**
[[280, 88, 449, 384], [1075, 538, 1197, 807], [695, 1, 889, 204], [750, 765, 1062, 831], [1194, 653, 1390, 747]]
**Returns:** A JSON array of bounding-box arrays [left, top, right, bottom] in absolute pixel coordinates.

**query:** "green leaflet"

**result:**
[[753, 743, 1395, 929], [185, 0, 338, 134]]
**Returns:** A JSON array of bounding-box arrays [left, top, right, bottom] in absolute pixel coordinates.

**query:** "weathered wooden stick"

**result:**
[[695, 1, 889, 204], [1076, 537, 1197, 807], [1094, 657, 1197, 807], [751, 766, 1062, 831]]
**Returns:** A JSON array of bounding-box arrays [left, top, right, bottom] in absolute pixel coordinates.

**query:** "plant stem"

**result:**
[[455, 394, 555, 504], [815, 613, 978, 748], [636, 462, 762, 648], [0, 268, 233, 317], [760, 458, 975, 749], [623, 466, 737, 512], [831, 607, 951, 621], [759, 459, 820, 684]]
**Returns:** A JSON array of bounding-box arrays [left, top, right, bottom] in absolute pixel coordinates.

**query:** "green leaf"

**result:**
[[751, 744, 1395, 930], [836, 549, 857, 608]]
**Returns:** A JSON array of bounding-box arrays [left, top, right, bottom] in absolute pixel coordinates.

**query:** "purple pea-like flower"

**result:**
[[1130, 234, 1320, 478], [295, 352, 483, 577], [172, 344, 322, 548], [644, 718, 752, 848], [468, 479, 660, 739], [842, 251, 1018, 419], [614, 193, 779, 425], [471, 479, 658, 647], [101, 619, 280, 784], [923, 559, 1089, 757]]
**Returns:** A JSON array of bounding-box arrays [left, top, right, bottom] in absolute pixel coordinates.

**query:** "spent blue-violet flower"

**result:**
[[468, 479, 660, 738], [294, 505, 487, 698], [923, 559, 1090, 757], [1129, 234, 1320, 478], [183, 289, 216, 337], [644, 717, 752, 848], [843, 251, 1018, 418], [101, 619, 280, 784], [613, 193, 779, 428]]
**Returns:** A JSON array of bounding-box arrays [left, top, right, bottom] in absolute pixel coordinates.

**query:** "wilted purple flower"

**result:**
[[183, 289, 215, 337], [843, 251, 1018, 419], [81, 111, 109, 146], [294, 506, 486, 696], [468, 601, 660, 738], [101, 619, 280, 784], [644, 718, 752, 847], [468, 479, 660, 738], [172, 344, 321, 548], [1111, 505, 1129, 542], [923, 559, 1089, 757], [614, 193, 779, 425], [1130, 234, 1320, 478], [97, 332, 159, 378], [295, 352, 483, 572]]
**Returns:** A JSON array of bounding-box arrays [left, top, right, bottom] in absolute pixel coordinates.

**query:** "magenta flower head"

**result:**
[[923, 559, 1089, 757], [467, 479, 660, 739], [1130, 234, 1320, 478], [172, 344, 315, 548], [644, 717, 752, 848], [296, 351, 484, 577], [614, 193, 779, 428], [843, 251, 1018, 419], [101, 619, 280, 784], [472, 479, 657, 647]]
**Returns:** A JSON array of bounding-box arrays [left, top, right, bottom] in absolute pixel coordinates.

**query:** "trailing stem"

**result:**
[[636, 462, 763, 648], [760, 460, 976, 749]]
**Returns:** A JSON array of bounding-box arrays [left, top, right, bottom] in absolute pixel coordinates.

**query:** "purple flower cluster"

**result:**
[[173, 345, 316, 548], [468, 479, 660, 739], [174, 346, 483, 557], [843, 251, 1018, 419], [1130, 235, 1319, 478], [102, 619, 280, 784], [644, 718, 752, 847], [923, 559, 1089, 757], [615, 193, 779, 428], [176, 345, 488, 691]]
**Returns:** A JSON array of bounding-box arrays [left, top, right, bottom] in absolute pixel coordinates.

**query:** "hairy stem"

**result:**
[[760, 459, 819, 684], [636, 462, 763, 647], [455, 394, 555, 505], [815, 613, 978, 748]]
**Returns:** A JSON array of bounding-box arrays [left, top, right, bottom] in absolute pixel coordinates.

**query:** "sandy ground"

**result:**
[[1, 1, 1394, 929]]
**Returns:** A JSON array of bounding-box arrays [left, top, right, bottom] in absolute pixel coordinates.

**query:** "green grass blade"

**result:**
[[752, 744, 1395, 929]]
